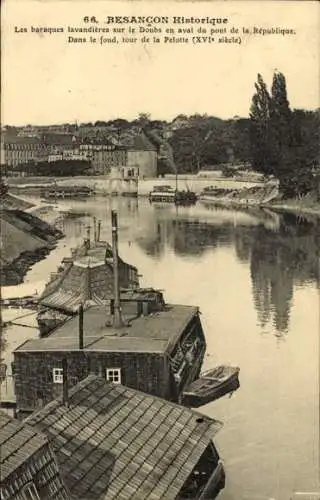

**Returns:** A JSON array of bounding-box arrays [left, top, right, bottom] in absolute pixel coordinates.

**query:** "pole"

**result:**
[[86, 225, 91, 249], [62, 358, 68, 407], [93, 216, 97, 242], [79, 304, 84, 349], [111, 211, 122, 328]]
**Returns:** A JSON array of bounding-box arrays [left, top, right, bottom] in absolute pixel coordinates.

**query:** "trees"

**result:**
[[169, 116, 233, 172], [249, 73, 273, 175], [269, 71, 293, 180], [249, 71, 318, 197]]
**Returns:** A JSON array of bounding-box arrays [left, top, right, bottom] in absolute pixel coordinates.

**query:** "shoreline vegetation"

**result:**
[[201, 196, 320, 217]]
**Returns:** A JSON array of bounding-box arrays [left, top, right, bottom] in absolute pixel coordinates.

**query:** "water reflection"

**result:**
[[133, 203, 319, 335], [1, 196, 319, 498], [29, 199, 320, 336], [8, 197, 318, 338], [250, 214, 319, 334]]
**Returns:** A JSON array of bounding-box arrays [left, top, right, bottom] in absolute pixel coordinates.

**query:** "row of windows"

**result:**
[[4, 145, 47, 150], [53, 367, 121, 384], [80, 145, 116, 151], [4, 151, 38, 157]]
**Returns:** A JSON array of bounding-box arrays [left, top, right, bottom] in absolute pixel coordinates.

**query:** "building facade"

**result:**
[[79, 142, 127, 175], [1, 133, 77, 168], [1, 137, 48, 167], [13, 298, 206, 415], [1, 130, 159, 178], [127, 132, 158, 178]]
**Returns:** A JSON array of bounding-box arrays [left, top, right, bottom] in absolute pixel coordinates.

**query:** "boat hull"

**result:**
[[182, 367, 240, 408], [149, 189, 197, 205]]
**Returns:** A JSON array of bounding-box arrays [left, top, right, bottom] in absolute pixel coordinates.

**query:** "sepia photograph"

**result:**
[[1, 1, 319, 499]]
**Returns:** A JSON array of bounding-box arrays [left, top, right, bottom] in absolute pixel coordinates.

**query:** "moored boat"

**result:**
[[149, 185, 176, 202], [41, 185, 94, 199], [182, 365, 240, 407], [149, 185, 197, 205], [175, 189, 198, 205]]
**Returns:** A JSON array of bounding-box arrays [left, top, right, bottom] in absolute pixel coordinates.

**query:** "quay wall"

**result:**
[[8, 175, 262, 196], [137, 176, 261, 196]]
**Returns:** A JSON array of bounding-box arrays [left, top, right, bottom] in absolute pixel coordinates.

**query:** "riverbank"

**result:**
[[7, 174, 262, 196], [1, 192, 34, 211], [200, 196, 320, 217], [0, 203, 63, 286], [199, 182, 320, 217], [265, 197, 320, 217], [6, 175, 319, 217]]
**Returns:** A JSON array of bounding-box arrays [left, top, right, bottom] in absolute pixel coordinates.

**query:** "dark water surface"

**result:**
[[2, 197, 319, 499]]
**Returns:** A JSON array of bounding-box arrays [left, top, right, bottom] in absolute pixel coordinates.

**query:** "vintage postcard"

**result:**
[[1, 1, 319, 500]]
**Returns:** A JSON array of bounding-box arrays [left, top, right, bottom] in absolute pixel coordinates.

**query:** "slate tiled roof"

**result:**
[[26, 376, 222, 500], [2, 135, 42, 145], [0, 411, 48, 482], [16, 304, 198, 354], [39, 243, 138, 313], [42, 133, 76, 145]]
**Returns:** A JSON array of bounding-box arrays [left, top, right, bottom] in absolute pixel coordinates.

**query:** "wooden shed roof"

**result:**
[[25, 376, 222, 500], [0, 411, 48, 482], [15, 304, 198, 354], [39, 244, 138, 313]]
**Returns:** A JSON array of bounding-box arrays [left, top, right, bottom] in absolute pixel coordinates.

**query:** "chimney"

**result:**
[[99, 362, 106, 379], [79, 304, 84, 349], [62, 358, 69, 407], [86, 225, 91, 249], [142, 301, 150, 316], [97, 220, 101, 242], [93, 216, 97, 242], [111, 211, 122, 328], [137, 300, 143, 317]]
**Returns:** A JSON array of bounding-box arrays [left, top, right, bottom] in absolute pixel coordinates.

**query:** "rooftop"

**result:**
[[15, 304, 199, 354], [38, 242, 139, 313], [127, 132, 157, 152], [25, 375, 222, 500], [1, 133, 40, 144], [1, 132, 76, 145], [0, 411, 48, 482], [42, 133, 76, 145]]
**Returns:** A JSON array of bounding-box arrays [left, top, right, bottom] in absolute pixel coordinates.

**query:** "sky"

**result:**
[[1, 0, 319, 125]]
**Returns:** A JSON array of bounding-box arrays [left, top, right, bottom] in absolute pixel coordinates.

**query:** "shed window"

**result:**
[[106, 368, 121, 384], [53, 368, 63, 384], [22, 482, 40, 500]]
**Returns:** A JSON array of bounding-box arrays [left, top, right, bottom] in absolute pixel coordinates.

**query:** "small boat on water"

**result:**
[[41, 185, 94, 199], [149, 185, 197, 205], [182, 365, 240, 408]]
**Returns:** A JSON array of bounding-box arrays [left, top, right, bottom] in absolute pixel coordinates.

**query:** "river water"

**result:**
[[1, 196, 319, 500]]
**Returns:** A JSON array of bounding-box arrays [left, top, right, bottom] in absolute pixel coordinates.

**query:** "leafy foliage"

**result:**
[[249, 71, 319, 197]]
